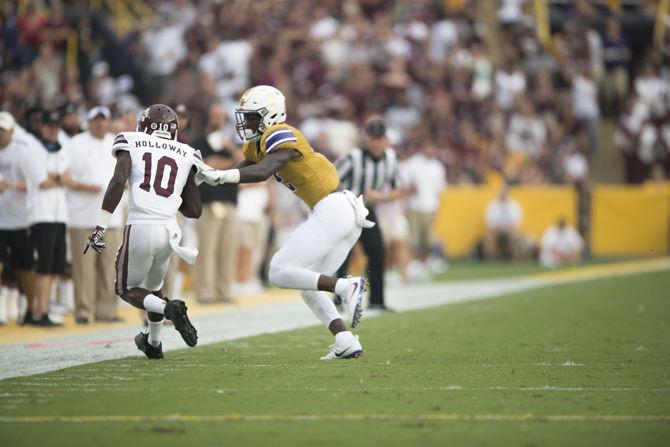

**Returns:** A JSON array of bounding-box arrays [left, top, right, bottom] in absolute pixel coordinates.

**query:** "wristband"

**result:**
[[96, 210, 112, 229], [225, 169, 240, 184]]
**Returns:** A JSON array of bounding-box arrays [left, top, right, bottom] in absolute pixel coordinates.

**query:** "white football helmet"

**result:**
[[235, 85, 287, 142]]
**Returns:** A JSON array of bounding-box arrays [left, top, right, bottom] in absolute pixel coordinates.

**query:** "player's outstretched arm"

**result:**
[[233, 159, 256, 170], [216, 149, 299, 185], [179, 168, 203, 218]]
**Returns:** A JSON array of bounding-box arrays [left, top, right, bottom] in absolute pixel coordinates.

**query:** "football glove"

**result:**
[[84, 226, 106, 254]]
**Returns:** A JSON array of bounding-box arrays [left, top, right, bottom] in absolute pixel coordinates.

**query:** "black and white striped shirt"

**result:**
[[336, 147, 405, 197]]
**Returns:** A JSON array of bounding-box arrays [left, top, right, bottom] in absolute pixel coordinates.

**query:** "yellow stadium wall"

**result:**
[[591, 185, 670, 256], [433, 185, 670, 258], [433, 186, 577, 258]]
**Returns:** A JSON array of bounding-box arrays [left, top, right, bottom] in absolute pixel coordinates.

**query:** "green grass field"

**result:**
[[432, 258, 621, 281], [1, 270, 669, 446]]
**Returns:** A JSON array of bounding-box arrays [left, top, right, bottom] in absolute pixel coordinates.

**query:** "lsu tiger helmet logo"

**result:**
[[234, 85, 287, 142]]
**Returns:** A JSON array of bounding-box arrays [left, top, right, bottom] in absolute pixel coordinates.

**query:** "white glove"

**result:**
[[195, 169, 222, 186], [213, 169, 240, 185], [193, 153, 216, 186]]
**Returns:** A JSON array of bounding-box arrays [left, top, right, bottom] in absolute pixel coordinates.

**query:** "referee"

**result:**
[[336, 117, 410, 311]]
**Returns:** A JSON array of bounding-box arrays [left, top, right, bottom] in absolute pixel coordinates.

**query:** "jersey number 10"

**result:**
[[139, 152, 178, 198]]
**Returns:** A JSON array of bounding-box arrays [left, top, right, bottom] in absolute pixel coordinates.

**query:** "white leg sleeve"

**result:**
[[300, 290, 340, 327], [268, 258, 320, 290]]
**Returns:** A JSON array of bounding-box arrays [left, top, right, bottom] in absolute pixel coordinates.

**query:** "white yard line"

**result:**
[[0, 260, 667, 381]]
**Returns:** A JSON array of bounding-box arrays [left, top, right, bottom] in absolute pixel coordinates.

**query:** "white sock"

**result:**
[[143, 294, 166, 314], [335, 331, 354, 346], [300, 290, 341, 327], [335, 278, 352, 298], [7, 291, 20, 321], [148, 318, 164, 347]]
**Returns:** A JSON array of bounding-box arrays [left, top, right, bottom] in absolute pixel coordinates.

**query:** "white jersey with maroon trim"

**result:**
[[111, 131, 200, 224]]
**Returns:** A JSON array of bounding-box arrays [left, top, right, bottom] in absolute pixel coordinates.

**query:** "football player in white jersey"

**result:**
[[85, 104, 202, 359]]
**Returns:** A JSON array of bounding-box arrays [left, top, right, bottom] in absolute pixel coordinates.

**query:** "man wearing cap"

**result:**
[[0, 111, 36, 325], [63, 106, 124, 324], [336, 117, 412, 311], [58, 103, 83, 147], [22, 110, 73, 326]]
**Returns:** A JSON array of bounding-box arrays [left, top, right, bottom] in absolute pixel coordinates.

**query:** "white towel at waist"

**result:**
[[342, 190, 375, 229], [165, 222, 198, 264]]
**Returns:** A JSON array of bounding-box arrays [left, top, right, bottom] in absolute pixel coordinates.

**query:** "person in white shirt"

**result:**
[[403, 144, 447, 263], [235, 183, 270, 296], [0, 112, 36, 325], [540, 218, 584, 268], [485, 186, 523, 260], [24, 110, 73, 326], [506, 100, 547, 159], [495, 61, 527, 110], [64, 106, 125, 324]]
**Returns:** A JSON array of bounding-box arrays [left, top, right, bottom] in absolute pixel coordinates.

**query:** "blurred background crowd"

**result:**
[[1, 0, 669, 326]]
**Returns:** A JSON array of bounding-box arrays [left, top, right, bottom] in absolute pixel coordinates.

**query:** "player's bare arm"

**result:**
[[84, 150, 130, 254], [233, 158, 256, 169], [178, 168, 203, 218], [101, 150, 131, 214], [234, 149, 299, 183]]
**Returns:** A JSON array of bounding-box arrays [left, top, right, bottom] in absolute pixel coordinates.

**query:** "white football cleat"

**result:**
[[338, 276, 367, 328], [320, 335, 363, 360]]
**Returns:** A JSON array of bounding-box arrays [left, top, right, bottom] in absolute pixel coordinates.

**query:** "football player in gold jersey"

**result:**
[[203, 85, 374, 360]]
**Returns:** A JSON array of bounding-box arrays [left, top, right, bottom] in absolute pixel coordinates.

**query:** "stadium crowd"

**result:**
[[0, 0, 669, 326]]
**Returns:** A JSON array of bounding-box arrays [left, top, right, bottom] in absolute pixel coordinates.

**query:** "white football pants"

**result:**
[[269, 191, 362, 326], [115, 224, 172, 295]]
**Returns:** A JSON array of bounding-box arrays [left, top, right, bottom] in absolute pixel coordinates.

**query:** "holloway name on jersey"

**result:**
[[112, 132, 198, 223], [243, 123, 339, 208]]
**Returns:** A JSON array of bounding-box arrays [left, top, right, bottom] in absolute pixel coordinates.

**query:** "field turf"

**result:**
[[1, 270, 669, 446], [432, 258, 620, 281]]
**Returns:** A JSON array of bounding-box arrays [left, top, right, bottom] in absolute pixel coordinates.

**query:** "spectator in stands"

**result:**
[[494, 59, 527, 111], [25, 110, 71, 326], [539, 217, 584, 268], [600, 17, 629, 116], [570, 63, 601, 155], [506, 99, 547, 161], [485, 186, 523, 261], [0, 111, 35, 325], [192, 104, 239, 303], [64, 106, 123, 324]]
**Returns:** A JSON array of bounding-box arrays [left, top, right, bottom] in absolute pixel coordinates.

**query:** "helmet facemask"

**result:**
[[235, 108, 267, 142], [235, 85, 288, 143]]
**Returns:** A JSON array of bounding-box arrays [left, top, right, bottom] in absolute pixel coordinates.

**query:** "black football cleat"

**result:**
[[164, 299, 198, 347], [134, 332, 164, 359]]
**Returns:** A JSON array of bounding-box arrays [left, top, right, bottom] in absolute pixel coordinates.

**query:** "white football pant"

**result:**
[[269, 192, 362, 326], [115, 224, 172, 295]]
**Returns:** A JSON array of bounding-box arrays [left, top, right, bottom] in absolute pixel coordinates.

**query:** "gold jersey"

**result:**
[[242, 123, 339, 208]]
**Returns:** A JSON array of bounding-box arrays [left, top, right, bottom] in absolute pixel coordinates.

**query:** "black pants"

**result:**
[[338, 208, 385, 306], [31, 222, 67, 275]]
